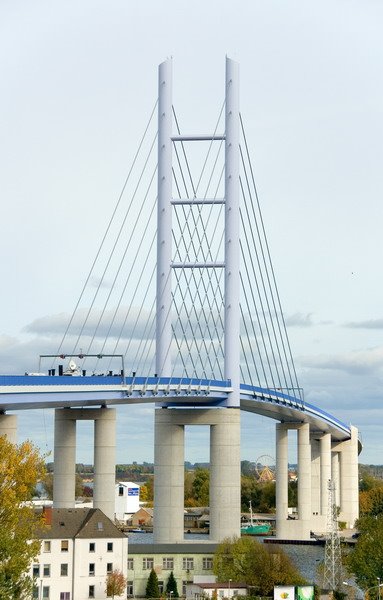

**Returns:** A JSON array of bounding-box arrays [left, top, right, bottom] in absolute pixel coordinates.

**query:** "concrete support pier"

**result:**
[[334, 425, 359, 527], [209, 409, 241, 541], [93, 408, 117, 519], [298, 422, 311, 524], [276, 423, 289, 529], [154, 408, 241, 543], [54, 410, 77, 508], [0, 414, 17, 443], [320, 433, 331, 516], [154, 410, 185, 543], [53, 407, 116, 521]]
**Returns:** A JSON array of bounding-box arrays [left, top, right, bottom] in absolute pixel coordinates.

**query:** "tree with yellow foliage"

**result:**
[[0, 435, 46, 599], [105, 569, 127, 599]]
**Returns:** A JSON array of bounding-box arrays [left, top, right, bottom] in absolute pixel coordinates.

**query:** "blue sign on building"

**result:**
[[128, 488, 139, 496]]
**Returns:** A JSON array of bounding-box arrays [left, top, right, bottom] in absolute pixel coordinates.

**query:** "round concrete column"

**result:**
[[53, 409, 76, 508], [331, 451, 340, 508], [0, 414, 17, 443], [298, 422, 311, 522], [320, 433, 331, 516], [209, 408, 241, 542], [276, 423, 289, 537], [154, 409, 185, 543], [339, 426, 359, 527], [94, 408, 116, 521]]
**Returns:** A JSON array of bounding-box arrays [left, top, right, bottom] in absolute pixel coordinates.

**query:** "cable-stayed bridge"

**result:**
[[0, 58, 359, 542]]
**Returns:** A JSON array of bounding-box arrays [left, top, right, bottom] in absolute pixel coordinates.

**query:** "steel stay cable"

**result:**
[[239, 174, 285, 389], [84, 164, 158, 363], [70, 129, 158, 358], [55, 100, 158, 364], [240, 114, 301, 399], [239, 145, 291, 391]]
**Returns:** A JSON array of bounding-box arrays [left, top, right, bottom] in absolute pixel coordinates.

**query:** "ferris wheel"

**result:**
[[255, 454, 276, 482]]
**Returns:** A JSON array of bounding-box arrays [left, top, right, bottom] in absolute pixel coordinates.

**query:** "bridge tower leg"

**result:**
[[154, 57, 241, 543], [53, 408, 116, 521], [0, 414, 17, 443], [154, 409, 240, 543]]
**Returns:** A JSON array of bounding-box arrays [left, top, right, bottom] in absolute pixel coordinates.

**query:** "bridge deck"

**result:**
[[0, 375, 351, 443]]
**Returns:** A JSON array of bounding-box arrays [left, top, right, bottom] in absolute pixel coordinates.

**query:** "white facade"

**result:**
[[186, 582, 247, 600], [31, 507, 128, 600], [115, 482, 140, 521]]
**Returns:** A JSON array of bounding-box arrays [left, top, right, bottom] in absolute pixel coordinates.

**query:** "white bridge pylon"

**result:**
[[156, 57, 240, 407], [0, 58, 360, 542]]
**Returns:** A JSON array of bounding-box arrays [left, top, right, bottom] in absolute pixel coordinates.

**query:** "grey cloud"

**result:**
[[285, 312, 314, 327], [299, 346, 383, 376], [344, 319, 383, 329]]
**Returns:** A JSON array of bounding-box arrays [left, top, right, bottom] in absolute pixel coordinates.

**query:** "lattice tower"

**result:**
[[323, 479, 343, 592]]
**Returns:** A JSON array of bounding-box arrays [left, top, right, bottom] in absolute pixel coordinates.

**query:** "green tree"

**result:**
[[146, 568, 160, 598], [192, 468, 210, 505], [213, 536, 306, 596], [0, 436, 46, 599], [105, 569, 127, 599], [347, 515, 383, 595], [166, 571, 179, 597]]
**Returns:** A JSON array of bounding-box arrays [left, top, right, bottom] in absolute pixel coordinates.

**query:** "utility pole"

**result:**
[[323, 479, 343, 593]]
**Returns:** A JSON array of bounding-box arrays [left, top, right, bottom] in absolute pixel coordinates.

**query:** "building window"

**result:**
[[89, 542, 95, 552], [182, 581, 188, 596], [32, 564, 40, 577], [143, 557, 154, 570], [107, 562, 113, 574], [127, 558, 134, 570], [89, 585, 95, 598], [182, 557, 194, 571], [89, 563, 95, 576], [61, 563, 68, 576], [43, 564, 51, 577], [42, 587, 50, 599], [162, 557, 174, 570], [43, 541, 51, 552], [202, 557, 213, 570], [61, 540, 69, 552], [32, 587, 39, 599], [158, 581, 164, 595], [96, 521, 103, 531], [119, 485, 124, 496], [127, 581, 134, 597], [107, 542, 113, 552], [60, 594, 70, 600]]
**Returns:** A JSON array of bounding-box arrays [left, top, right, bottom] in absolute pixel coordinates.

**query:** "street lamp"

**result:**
[[363, 582, 383, 600], [228, 579, 232, 599]]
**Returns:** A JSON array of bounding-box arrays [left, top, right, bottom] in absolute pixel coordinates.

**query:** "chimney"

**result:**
[[42, 505, 53, 526]]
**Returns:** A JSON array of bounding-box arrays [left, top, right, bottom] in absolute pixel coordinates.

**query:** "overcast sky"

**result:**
[[1, 1, 382, 466]]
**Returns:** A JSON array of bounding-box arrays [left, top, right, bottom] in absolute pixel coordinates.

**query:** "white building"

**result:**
[[186, 581, 248, 600], [115, 482, 140, 521], [31, 507, 128, 600]]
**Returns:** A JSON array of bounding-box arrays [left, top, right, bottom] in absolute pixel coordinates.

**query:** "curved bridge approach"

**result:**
[[0, 374, 359, 543]]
